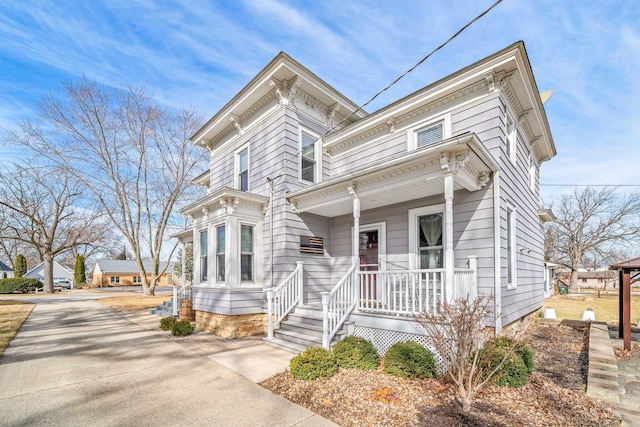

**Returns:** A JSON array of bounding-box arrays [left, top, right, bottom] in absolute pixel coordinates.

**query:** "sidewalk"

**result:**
[[0, 296, 337, 427]]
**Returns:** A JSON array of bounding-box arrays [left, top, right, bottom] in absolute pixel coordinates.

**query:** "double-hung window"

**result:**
[[418, 213, 444, 269], [236, 147, 249, 191], [240, 225, 254, 282], [199, 230, 208, 282], [110, 276, 120, 284], [133, 276, 141, 284], [216, 225, 225, 282], [300, 129, 321, 183]]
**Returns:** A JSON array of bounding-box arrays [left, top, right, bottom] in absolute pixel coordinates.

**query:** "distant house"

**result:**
[[556, 270, 618, 289], [173, 41, 557, 352], [0, 260, 13, 279], [90, 260, 174, 287], [25, 260, 73, 284]]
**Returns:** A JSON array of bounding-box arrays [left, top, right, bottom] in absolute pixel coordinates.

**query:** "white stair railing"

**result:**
[[172, 283, 192, 316], [266, 261, 304, 340], [322, 262, 358, 349]]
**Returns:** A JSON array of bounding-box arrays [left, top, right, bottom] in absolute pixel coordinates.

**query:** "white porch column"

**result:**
[[181, 241, 187, 287], [444, 173, 454, 302], [349, 183, 360, 264]]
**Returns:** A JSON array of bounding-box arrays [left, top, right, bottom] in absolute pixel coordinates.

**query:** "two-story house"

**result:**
[[174, 41, 556, 354]]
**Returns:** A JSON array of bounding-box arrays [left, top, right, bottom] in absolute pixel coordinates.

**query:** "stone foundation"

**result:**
[[196, 311, 267, 339], [501, 310, 538, 338]]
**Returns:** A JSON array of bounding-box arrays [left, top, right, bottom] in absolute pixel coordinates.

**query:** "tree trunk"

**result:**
[[570, 269, 579, 289], [43, 253, 54, 293]]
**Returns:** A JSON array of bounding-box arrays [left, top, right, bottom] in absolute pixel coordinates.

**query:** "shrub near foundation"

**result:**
[[160, 316, 178, 331], [171, 320, 194, 336], [290, 347, 337, 381], [383, 341, 437, 379], [333, 336, 380, 370], [481, 336, 534, 388]]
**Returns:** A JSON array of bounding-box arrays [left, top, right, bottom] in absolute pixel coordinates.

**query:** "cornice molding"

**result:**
[[327, 79, 489, 156]]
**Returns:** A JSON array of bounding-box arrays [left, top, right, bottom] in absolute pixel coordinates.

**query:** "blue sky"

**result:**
[[1, 0, 639, 202]]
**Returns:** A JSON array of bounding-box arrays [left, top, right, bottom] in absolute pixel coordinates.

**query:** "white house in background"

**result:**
[[0, 260, 13, 279], [173, 41, 556, 354], [25, 260, 73, 284]]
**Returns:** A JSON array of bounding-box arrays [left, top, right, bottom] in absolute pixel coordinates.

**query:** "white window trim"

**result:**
[[234, 144, 250, 191], [214, 223, 225, 284], [408, 204, 445, 270], [506, 203, 517, 290], [351, 222, 387, 271], [407, 114, 451, 151], [298, 126, 323, 183], [198, 228, 209, 284], [506, 113, 517, 164], [238, 219, 262, 286]]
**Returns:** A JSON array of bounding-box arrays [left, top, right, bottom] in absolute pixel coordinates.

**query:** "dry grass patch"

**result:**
[[544, 294, 640, 323], [0, 300, 35, 358], [97, 295, 171, 312]]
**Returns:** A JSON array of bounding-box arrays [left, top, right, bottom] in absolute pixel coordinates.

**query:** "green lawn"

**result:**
[[543, 294, 640, 324]]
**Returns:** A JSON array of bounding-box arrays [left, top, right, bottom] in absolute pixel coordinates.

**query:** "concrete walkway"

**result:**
[[0, 294, 337, 427], [586, 322, 640, 427]]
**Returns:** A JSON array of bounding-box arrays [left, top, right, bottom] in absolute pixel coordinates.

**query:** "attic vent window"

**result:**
[[417, 121, 443, 148]]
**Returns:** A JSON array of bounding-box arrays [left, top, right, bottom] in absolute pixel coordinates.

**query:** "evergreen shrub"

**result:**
[[0, 278, 43, 293], [290, 347, 337, 381], [383, 341, 437, 379], [481, 336, 534, 388], [332, 336, 380, 370], [160, 316, 178, 331], [171, 320, 194, 336]]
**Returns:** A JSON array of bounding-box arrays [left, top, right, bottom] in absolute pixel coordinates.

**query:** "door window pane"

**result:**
[[418, 213, 443, 269]]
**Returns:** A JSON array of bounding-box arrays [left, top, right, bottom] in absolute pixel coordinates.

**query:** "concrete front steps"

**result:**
[[149, 299, 175, 318], [263, 303, 349, 354]]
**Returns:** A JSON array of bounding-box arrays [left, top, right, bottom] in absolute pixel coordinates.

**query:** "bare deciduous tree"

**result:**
[[415, 295, 525, 413], [545, 187, 640, 288], [7, 78, 206, 295], [0, 165, 109, 292]]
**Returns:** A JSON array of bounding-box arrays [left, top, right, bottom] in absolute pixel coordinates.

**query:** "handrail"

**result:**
[[266, 261, 304, 340], [322, 262, 358, 349], [172, 282, 192, 316]]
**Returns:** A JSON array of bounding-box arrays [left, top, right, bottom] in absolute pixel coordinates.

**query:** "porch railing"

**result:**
[[172, 282, 192, 316], [357, 257, 478, 316], [321, 262, 359, 349], [266, 261, 304, 340]]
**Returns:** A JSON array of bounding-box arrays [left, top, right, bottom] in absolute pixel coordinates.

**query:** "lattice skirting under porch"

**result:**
[[352, 325, 445, 370]]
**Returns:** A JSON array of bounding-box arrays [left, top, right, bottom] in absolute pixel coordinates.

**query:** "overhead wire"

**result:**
[[269, 0, 505, 186]]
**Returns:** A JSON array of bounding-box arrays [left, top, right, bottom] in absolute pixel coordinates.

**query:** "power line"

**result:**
[[329, 0, 504, 131], [541, 184, 640, 187], [272, 0, 505, 184]]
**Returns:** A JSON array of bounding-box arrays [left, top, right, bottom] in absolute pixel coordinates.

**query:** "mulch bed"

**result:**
[[261, 321, 619, 426]]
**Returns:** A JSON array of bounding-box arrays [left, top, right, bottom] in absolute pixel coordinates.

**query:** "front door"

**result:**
[[358, 222, 386, 306]]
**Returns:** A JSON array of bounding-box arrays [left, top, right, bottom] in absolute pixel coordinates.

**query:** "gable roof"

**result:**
[[24, 260, 73, 280], [190, 51, 367, 149], [93, 260, 172, 274], [324, 41, 556, 164], [0, 260, 11, 271]]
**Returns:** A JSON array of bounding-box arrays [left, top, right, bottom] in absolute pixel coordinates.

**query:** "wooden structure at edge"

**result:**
[[610, 257, 640, 351]]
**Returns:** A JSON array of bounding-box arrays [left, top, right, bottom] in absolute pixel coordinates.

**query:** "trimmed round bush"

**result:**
[[383, 341, 437, 379], [171, 320, 194, 336], [333, 336, 380, 370], [481, 336, 534, 387], [290, 347, 337, 381], [160, 316, 178, 331]]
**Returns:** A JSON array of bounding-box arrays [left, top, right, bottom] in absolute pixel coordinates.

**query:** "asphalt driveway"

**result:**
[[0, 293, 336, 426]]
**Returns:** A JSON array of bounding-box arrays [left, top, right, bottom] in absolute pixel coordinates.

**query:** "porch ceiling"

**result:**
[[287, 133, 497, 217]]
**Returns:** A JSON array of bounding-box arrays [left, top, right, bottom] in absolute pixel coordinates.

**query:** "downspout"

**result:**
[[493, 170, 502, 335]]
